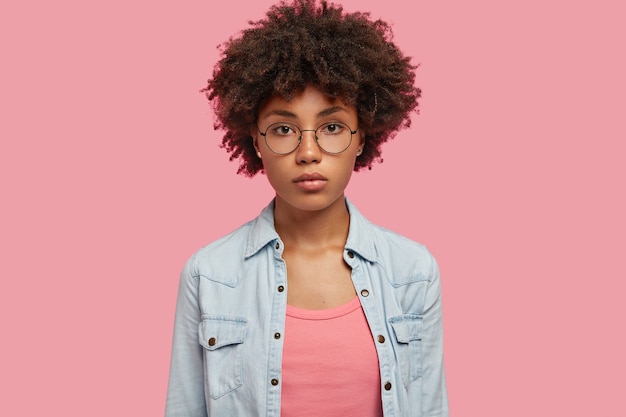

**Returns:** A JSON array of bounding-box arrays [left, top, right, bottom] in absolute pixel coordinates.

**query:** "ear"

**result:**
[[252, 131, 262, 159], [356, 130, 366, 155]]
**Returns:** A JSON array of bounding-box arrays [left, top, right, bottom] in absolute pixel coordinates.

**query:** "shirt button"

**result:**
[[271, 378, 279, 386], [347, 251, 354, 258], [274, 332, 281, 339], [275, 242, 280, 249], [278, 285, 285, 293], [208, 337, 217, 346], [360, 289, 369, 297], [384, 382, 392, 391], [377, 335, 385, 343]]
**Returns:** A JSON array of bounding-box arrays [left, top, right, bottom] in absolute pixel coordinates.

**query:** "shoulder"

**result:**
[[182, 201, 278, 286], [346, 199, 438, 285], [184, 219, 256, 287], [369, 223, 438, 285]]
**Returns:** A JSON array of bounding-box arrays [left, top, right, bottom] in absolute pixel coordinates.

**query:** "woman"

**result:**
[[165, 1, 448, 416]]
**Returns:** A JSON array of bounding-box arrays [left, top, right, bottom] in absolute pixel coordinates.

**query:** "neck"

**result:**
[[273, 195, 350, 249]]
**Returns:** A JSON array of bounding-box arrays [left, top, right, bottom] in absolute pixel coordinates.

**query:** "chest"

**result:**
[[281, 246, 357, 310]]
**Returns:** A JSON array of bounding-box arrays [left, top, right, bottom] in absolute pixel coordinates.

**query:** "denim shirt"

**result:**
[[165, 199, 448, 417]]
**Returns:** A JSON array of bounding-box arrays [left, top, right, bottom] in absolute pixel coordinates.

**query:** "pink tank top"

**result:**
[[281, 297, 383, 417]]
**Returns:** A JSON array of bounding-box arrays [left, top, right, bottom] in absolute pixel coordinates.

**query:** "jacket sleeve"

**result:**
[[165, 256, 208, 417], [420, 256, 449, 416]]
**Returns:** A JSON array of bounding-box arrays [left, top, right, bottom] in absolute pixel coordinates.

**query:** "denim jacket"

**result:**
[[165, 199, 448, 417]]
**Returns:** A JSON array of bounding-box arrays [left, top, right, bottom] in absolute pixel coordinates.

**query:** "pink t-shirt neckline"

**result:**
[[286, 296, 361, 320]]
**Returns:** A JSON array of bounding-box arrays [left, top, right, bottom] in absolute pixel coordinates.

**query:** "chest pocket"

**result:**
[[389, 315, 423, 386], [198, 316, 247, 399]]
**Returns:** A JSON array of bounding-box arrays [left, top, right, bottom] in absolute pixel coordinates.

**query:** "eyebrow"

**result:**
[[262, 106, 347, 120]]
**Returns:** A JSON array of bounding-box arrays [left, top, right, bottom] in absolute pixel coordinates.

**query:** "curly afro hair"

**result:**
[[203, 0, 420, 177]]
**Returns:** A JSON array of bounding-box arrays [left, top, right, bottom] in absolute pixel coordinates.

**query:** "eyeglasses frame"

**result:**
[[257, 121, 358, 155]]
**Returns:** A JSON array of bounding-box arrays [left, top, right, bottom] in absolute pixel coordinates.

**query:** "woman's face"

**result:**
[[254, 85, 364, 214]]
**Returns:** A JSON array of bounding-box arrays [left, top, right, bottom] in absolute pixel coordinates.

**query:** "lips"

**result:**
[[293, 173, 327, 182], [293, 172, 328, 191]]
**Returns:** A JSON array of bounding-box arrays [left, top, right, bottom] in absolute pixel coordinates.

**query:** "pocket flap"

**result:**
[[389, 314, 423, 343], [199, 316, 247, 350]]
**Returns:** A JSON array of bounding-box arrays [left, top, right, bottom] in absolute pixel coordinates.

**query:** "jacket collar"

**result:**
[[244, 199, 280, 258], [344, 198, 378, 263], [244, 197, 378, 263]]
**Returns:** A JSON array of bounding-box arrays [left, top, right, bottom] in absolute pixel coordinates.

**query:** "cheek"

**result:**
[[261, 158, 288, 188], [335, 155, 358, 182]]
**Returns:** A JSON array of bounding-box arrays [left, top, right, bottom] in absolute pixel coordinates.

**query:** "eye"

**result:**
[[269, 123, 298, 137], [319, 122, 346, 135]]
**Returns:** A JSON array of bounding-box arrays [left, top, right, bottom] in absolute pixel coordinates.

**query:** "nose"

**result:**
[[295, 129, 321, 164]]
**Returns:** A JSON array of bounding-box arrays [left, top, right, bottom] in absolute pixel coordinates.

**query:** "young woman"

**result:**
[[165, 1, 448, 416]]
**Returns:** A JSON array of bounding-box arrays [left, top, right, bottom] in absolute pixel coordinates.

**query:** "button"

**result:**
[[274, 332, 281, 339], [347, 251, 354, 258], [271, 378, 279, 386], [360, 289, 369, 297], [377, 335, 385, 343], [208, 337, 216, 346], [384, 382, 392, 391], [278, 285, 285, 292], [275, 242, 280, 249]]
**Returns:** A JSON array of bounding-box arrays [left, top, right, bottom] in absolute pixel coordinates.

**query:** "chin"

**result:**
[[277, 192, 345, 213]]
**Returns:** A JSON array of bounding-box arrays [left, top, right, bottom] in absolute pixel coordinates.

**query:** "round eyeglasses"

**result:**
[[258, 121, 358, 155]]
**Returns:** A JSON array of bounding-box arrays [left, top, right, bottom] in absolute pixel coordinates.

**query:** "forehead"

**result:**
[[258, 85, 355, 120]]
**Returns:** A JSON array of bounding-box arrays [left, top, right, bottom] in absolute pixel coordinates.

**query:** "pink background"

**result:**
[[1, 0, 624, 415]]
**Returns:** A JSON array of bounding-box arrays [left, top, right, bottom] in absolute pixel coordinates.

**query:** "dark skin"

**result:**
[[254, 86, 364, 309], [276, 197, 356, 310]]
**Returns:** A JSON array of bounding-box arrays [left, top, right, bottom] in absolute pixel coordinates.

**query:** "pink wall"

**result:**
[[1, 0, 624, 415]]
